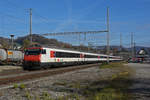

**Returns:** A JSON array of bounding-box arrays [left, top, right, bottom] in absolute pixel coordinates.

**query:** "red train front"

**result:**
[[23, 47, 44, 69]]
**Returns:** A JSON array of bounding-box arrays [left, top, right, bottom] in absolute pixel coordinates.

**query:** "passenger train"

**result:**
[[23, 46, 122, 69]]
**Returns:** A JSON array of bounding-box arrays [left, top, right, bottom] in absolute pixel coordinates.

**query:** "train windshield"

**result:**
[[25, 49, 41, 55]]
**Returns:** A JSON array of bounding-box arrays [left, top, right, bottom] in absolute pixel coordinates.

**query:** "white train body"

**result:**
[[23, 47, 122, 69]]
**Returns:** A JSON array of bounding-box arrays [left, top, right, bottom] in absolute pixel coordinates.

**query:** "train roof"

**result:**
[[27, 45, 120, 57], [42, 47, 108, 56]]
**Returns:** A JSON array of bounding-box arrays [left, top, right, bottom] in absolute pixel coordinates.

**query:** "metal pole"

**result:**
[[134, 42, 136, 57], [10, 35, 14, 49], [107, 7, 110, 63], [120, 33, 122, 51], [131, 32, 134, 58], [29, 8, 32, 45], [79, 33, 81, 51]]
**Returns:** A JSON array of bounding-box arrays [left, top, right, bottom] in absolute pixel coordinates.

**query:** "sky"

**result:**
[[0, 0, 149, 47]]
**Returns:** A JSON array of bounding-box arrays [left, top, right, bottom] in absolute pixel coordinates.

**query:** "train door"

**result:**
[[41, 49, 47, 63], [80, 54, 84, 62]]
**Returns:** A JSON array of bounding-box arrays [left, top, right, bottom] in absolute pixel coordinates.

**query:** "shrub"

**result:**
[[13, 84, 18, 89], [20, 84, 25, 89]]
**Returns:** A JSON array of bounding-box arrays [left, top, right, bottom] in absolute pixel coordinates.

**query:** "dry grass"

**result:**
[[100, 62, 125, 69]]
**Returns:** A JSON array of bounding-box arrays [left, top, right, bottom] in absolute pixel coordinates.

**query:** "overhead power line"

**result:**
[[41, 30, 108, 36]]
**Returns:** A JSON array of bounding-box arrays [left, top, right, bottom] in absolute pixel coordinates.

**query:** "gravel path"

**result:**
[[127, 63, 150, 100]]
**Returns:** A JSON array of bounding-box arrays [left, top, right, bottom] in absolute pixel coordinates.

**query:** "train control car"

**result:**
[[0, 49, 24, 65], [23, 46, 122, 70]]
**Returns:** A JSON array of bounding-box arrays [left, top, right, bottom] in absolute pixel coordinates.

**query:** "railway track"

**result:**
[[0, 63, 100, 89], [0, 69, 26, 76]]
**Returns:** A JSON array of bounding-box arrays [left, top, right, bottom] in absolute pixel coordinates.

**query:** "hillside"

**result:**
[[0, 37, 10, 48], [15, 34, 99, 52], [0, 34, 98, 52], [15, 34, 72, 48]]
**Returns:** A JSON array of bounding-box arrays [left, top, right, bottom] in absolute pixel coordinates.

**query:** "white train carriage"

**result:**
[[23, 47, 121, 69]]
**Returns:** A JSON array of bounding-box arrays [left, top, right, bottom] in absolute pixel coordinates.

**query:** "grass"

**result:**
[[25, 91, 33, 100], [20, 84, 26, 89], [13, 84, 18, 89], [100, 62, 126, 69], [13, 83, 26, 90], [41, 91, 53, 100]]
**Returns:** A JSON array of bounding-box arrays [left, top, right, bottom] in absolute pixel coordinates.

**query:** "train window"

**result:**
[[103, 56, 106, 58], [100, 56, 107, 58], [84, 55, 97, 58], [41, 49, 46, 54], [55, 51, 80, 58], [25, 49, 41, 55]]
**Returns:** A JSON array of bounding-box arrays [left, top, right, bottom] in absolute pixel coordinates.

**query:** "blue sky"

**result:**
[[0, 0, 149, 47]]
